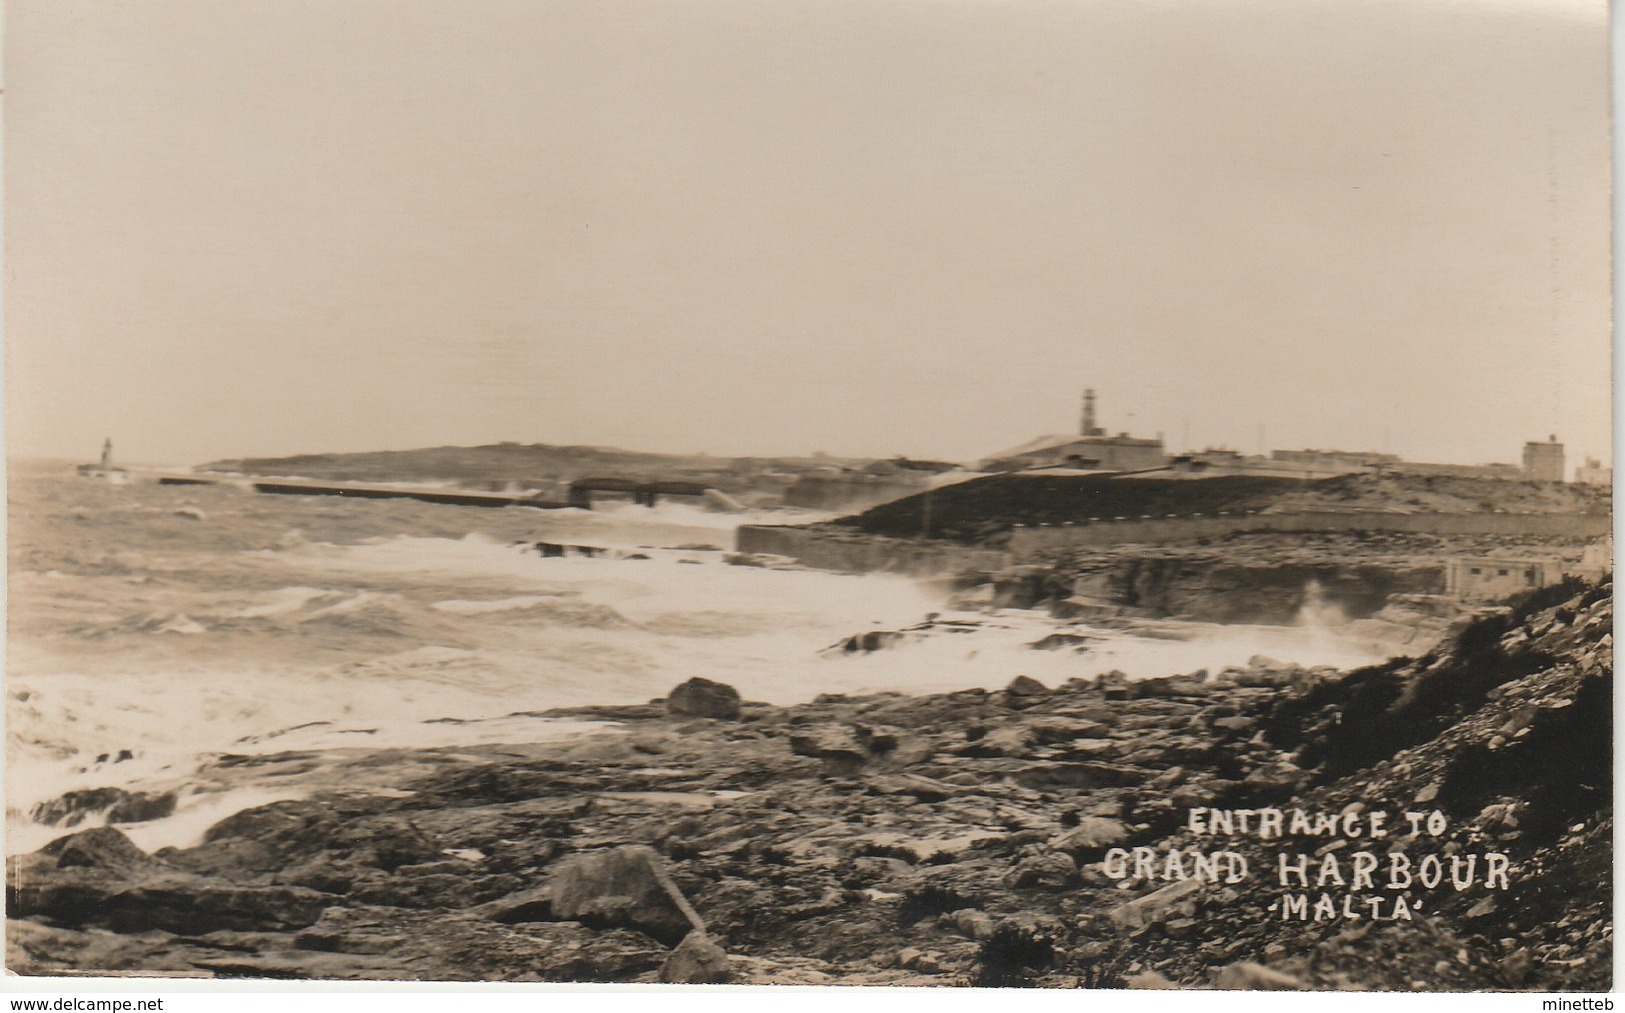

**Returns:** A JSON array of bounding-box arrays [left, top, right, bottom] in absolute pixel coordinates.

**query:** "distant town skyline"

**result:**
[[6, 0, 1612, 471]]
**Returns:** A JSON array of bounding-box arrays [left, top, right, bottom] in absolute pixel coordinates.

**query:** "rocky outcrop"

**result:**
[[31, 788, 178, 828], [548, 845, 703, 945], [9, 827, 331, 936]]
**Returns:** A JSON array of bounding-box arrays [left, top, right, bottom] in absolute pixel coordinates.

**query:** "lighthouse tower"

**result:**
[[1080, 389, 1105, 437]]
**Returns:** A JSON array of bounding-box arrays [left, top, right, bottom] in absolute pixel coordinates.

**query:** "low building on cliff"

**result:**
[[1153, 449, 1364, 480], [977, 388, 1168, 474], [977, 432, 1167, 473], [1271, 448, 1399, 472], [1445, 556, 1566, 602]]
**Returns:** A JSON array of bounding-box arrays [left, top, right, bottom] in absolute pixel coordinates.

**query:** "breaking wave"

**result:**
[[8, 469, 1391, 856]]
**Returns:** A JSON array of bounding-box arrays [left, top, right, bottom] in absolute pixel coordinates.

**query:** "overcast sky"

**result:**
[[5, 0, 1612, 468]]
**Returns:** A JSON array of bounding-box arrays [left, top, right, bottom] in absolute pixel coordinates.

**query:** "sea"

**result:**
[[5, 462, 1389, 855]]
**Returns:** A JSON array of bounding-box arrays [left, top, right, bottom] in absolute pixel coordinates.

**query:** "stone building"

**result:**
[[1523, 436, 1566, 482], [1574, 457, 1612, 487], [1569, 536, 1612, 581]]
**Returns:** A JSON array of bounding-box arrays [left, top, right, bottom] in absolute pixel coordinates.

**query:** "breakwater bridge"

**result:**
[[153, 473, 737, 511], [565, 477, 719, 508]]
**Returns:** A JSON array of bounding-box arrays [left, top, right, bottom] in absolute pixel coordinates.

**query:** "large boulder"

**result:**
[[1006, 675, 1049, 697], [664, 678, 742, 720], [548, 845, 702, 945], [659, 930, 731, 983]]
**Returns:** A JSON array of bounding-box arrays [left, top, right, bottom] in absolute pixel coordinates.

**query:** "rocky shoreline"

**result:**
[[8, 578, 1611, 989]]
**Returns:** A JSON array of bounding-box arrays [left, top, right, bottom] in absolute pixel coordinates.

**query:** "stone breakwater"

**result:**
[[7, 580, 1611, 989]]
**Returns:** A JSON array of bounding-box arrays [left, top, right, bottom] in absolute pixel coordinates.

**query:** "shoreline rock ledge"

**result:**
[[5, 578, 1612, 989]]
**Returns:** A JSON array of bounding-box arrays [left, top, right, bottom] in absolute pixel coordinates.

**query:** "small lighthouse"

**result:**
[[77, 437, 128, 481], [1080, 389, 1105, 437]]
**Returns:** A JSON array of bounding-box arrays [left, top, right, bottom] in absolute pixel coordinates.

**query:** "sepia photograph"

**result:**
[[3, 0, 1614, 995]]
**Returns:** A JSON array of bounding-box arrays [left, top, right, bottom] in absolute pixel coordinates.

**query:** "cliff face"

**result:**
[[1074, 558, 1444, 624], [1001, 530, 1595, 626], [8, 580, 1611, 990]]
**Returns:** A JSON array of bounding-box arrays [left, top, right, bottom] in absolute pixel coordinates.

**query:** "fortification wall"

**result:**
[[1006, 511, 1610, 555], [735, 525, 1011, 576]]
